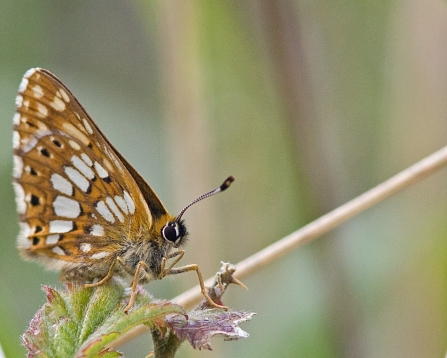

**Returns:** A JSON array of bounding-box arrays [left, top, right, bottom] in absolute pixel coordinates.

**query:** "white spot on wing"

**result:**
[[53, 196, 81, 218], [91, 252, 110, 260], [104, 146, 122, 170], [114, 196, 128, 214], [50, 96, 66, 112], [32, 84, 44, 98], [13, 155, 23, 178], [13, 182, 26, 214], [36, 103, 48, 118], [106, 197, 124, 222], [91, 224, 104, 236], [80, 243, 91, 253], [82, 118, 94, 134], [64, 166, 90, 192], [71, 155, 95, 179], [69, 140, 81, 151], [51, 173, 73, 196], [94, 161, 109, 179], [81, 153, 93, 166], [52, 246, 65, 256], [62, 122, 89, 145], [103, 158, 114, 173], [36, 121, 48, 131], [59, 88, 70, 103], [123, 191, 135, 214], [49, 220, 73, 233], [20, 137, 38, 153], [46, 234, 60, 245], [95, 201, 115, 223]]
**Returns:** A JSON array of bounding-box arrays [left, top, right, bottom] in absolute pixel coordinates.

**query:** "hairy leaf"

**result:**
[[22, 278, 185, 357]]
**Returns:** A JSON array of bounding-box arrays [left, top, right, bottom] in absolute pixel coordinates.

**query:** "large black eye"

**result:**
[[162, 223, 178, 242]]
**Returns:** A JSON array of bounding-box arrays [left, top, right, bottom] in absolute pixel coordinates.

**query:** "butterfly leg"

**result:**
[[84, 258, 119, 288], [124, 260, 149, 314], [168, 264, 228, 310], [160, 250, 185, 277]]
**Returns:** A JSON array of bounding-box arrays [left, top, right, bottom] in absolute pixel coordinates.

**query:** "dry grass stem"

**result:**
[[113, 144, 447, 348]]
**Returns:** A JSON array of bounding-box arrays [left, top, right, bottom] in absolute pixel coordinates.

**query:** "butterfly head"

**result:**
[[161, 219, 187, 248], [160, 176, 235, 248]]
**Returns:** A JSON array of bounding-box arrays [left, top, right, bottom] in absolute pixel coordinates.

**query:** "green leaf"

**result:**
[[22, 278, 185, 357]]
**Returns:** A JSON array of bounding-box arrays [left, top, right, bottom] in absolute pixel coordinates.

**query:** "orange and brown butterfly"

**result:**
[[12, 68, 235, 312]]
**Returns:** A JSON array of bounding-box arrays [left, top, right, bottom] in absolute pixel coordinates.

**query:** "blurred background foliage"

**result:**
[[1, 1, 447, 357]]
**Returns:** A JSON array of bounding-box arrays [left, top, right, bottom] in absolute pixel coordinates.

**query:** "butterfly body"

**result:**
[[57, 220, 182, 284], [13, 68, 233, 311]]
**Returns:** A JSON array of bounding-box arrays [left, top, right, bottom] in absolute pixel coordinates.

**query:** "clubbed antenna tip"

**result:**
[[176, 176, 235, 222], [220, 176, 235, 191]]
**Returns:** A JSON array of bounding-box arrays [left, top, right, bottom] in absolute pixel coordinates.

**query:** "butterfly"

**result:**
[[12, 68, 234, 312]]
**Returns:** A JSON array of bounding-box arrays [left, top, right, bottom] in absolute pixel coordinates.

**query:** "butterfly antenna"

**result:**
[[176, 176, 235, 222]]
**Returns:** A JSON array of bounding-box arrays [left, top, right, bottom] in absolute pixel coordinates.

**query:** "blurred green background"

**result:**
[[1, 1, 447, 357]]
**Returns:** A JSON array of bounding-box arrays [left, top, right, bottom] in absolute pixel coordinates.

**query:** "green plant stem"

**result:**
[[152, 329, 182, 358]]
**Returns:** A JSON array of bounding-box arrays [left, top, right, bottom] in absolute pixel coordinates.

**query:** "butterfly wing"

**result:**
[[13, 68, 170, 268]]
